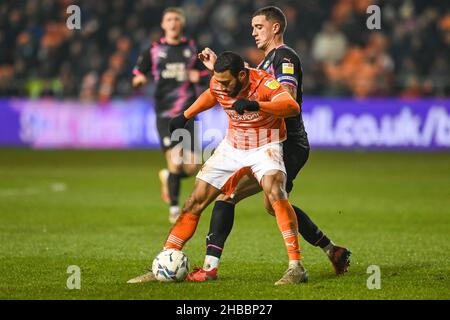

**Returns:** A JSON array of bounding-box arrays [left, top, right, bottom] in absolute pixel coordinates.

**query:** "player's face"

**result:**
[[213, 70, 247, 98], [161, 12, 184, 39], [251, 15, 276, 50]]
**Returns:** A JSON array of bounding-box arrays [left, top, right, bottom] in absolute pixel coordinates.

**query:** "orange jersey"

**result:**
[[209, 68, 288, 149]]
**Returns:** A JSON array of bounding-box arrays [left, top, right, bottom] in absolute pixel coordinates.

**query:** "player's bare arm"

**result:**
[[281, 83, 297, 100]]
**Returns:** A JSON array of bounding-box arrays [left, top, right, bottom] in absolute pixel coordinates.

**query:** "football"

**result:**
[[152, 249, 189, 282]]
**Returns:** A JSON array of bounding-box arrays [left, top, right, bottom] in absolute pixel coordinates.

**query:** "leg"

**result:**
[[127, 179, 220, 284], [281, 143, 351, 275], [188, 172, 264, 281], [166, 139, 245, 251], [128, 139, 240, 284], [200, 174, 261, 273], [156, 116, 176, 205], [281, 144, 332, 248], [164, 149, 201, 223], [164, 117, 202, 223], [164, 178, 221, 250], [260, 170, 308, 285], [181, 117, 202, 177], [263, 192, 332, 248], [260, 170, 300, 262], [164, 148, 185, 223]]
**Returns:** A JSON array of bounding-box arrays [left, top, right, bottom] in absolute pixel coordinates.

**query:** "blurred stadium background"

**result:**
[[1, 0, 450, 99], [0, 0, 449, 150], [0, 0, 449, 299]]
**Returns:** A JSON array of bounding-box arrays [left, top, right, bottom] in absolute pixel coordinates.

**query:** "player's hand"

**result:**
[[169, 113, 189, 134], [231, 99, 260, 115], [132, 74, 147, 88], [198, 47, 217, 72]]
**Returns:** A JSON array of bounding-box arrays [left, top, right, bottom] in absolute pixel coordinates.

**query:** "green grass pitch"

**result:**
[[0, 149, 449, 300]]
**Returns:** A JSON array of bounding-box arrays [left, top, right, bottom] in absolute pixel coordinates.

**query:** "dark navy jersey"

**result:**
[[133, 37, 209, 118], [257, 45, 309, 148]]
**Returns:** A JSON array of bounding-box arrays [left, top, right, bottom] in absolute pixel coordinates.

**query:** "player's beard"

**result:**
[[229, 80, 243, 98]]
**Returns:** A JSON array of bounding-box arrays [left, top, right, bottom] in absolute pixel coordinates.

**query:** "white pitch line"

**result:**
[[0, 188, 41, 197], [0, 182, 67, 197]]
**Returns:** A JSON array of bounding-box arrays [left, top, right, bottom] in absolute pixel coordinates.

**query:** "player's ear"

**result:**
[[272, 22, 281, 35], [238, 70, 246, 81]]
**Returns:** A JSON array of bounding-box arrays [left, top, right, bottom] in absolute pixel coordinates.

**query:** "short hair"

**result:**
[[214, 51, 245, 77], [252, 6, 287, 34], [162, 7, 185, 21]]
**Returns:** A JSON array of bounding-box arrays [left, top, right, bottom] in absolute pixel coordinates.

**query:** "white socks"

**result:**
[[322, 241, 335, 257], [203, 255, 220, 271]]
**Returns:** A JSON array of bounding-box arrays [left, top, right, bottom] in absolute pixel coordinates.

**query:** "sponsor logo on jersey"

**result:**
[[262, 60, 271, 70], [264, 79, 280, 89], [183, 48, 191, 58], [227, 109, 261, 121], [161, 63, 187, 81], [158, 50, 168, 59], [282, 63, 294, 74]]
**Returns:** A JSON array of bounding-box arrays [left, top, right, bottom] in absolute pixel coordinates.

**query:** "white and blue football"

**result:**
[[152, 249, 189, 282]]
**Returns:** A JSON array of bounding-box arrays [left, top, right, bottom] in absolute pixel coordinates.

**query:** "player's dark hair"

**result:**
[[252, 6, 287, 34], [214, 51, 245, 77]]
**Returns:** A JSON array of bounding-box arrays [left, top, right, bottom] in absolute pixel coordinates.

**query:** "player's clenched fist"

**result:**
[[132, 74, 147, 88], [198, 47, 217, 71], [231, 98, 260, 115], [169, 113, 189, 134]]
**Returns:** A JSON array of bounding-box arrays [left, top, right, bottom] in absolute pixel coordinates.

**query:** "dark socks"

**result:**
[[205, 201, 235, 258], [168, 172, 182, 206], [292, 205, 331, 248]]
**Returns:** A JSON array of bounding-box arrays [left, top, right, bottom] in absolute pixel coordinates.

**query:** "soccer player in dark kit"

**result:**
[[188, 6, 351, 281], [132, 7, 209, 223]]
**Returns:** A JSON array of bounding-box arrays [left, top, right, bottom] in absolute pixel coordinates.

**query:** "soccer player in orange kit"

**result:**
[[188, 6, 350, 282], [128, 51, 308, 285]]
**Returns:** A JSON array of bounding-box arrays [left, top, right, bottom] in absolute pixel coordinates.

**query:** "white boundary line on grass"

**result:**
[[0, 182, 67, 197]]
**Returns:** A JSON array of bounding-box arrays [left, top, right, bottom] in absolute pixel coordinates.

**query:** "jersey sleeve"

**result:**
[[133, 47, 151, 76], [257, 76, 299, 117], [258, 76, 288, 102], [184, 88, 218, 119], [272, 49, 301, 91]]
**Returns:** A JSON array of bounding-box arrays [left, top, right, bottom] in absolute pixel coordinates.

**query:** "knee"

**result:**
[[168, 162, 183, 174], [266, 186, 287, 204], [216, 193, 237, 205], [183, 164, 201, 177], [262, 173, 287, 202]]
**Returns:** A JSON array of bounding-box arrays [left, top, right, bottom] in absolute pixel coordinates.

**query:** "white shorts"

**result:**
[[196, 140, 286, 193]]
